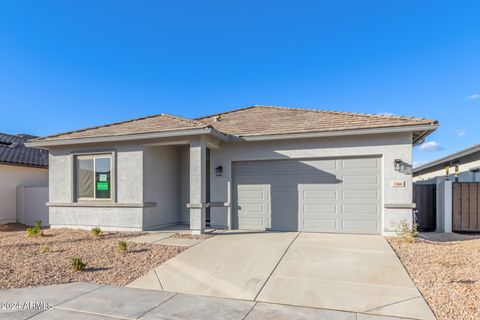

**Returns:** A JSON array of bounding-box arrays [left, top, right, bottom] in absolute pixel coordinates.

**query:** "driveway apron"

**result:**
[[132, 231, 435, 320], [153, 231, 298, 300], [256, 233, 435, 320]]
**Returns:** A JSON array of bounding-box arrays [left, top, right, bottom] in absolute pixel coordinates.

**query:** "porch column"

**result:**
[[189, 138, 206, 234]]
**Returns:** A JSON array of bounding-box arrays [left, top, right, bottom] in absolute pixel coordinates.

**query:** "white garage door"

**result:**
[[232, 157, 381, 234]]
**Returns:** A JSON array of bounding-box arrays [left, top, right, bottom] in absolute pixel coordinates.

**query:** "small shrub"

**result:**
[[71, 257, 86, 271], [40, 244, 50, 253], [90, 227, 101, 238], [26, 220, 43, 237], [117, 241, 127, 254], [395, 220, 418, 243]]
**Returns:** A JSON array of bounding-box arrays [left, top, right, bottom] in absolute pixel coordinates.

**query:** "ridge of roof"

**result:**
[[32, 113, 209, 142], [195, 105, 259, 120], [196, 105, 437, 124], [162, 113, 210, 128]]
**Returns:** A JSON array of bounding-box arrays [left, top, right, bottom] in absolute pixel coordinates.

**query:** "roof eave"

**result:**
[[413, 144, 480, 173], [0, 161, 48, 169], [25, 127, 229, 148], [236, 124, 439, 142]]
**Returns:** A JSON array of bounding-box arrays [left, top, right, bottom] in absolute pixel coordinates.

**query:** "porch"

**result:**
[[143, 136, 227, 234]]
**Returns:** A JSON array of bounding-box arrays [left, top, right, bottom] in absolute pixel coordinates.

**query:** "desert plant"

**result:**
[[40, 244, 50, 253], [395, 220, 418, 243], [90, 227, 101, 238], [71, 257, 86, 271], [26, 220, 43, 237], [117, 241, 127, 254]]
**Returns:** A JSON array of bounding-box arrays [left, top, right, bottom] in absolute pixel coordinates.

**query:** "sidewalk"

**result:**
[[0, 282, 412, 320]]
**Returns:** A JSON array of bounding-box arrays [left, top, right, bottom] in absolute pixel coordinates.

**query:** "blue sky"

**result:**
[[0, 1, 479, 166]]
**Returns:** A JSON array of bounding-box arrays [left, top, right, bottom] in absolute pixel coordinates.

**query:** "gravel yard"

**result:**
[[387, 236, 480, 320], [0, 224, 188, 289]]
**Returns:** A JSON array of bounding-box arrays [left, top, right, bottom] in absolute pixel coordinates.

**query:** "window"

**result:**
[[76, 154, 113, 200]]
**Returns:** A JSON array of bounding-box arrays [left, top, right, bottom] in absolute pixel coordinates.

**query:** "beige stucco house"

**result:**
[[0, 133, 49, 225], [27, 106, 438, 235], [414, 144, 480, 183]]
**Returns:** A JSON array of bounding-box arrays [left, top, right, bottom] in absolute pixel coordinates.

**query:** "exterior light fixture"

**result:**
[[394, 159, 402, 172], [215, 166, 223, 176]]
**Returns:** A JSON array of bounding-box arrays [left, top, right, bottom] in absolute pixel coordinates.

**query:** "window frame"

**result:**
[[75, 153, 115, 202]]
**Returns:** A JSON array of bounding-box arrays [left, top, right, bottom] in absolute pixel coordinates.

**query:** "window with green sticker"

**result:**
[[76, 154, 113, 200]]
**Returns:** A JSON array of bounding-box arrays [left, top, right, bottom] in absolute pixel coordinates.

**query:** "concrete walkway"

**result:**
[[1, 282, 418, 320], [129, 232, 435, 320]]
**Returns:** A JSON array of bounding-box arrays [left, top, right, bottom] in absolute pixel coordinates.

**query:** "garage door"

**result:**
[[232, 157, 381, 234]]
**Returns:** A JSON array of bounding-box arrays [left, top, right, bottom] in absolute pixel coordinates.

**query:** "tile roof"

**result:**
[[34, 114, 209, 141], [0, 133, 48, 167], [196, 105, 438, 137], [30, 105, 437, 144]]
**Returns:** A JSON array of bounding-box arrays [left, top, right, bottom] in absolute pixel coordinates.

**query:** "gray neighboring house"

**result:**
[[0, 133, 49, 225], [414, 144, 480, 183], [26, 106, 438, 235]]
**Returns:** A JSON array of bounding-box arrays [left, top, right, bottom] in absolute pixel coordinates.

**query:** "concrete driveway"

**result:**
[[129, 232, 435, 320]]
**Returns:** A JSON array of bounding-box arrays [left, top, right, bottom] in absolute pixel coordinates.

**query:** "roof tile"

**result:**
[[32, 105, 437, 143], [0, 133, 48, 167], [196, 105, 437, 136]]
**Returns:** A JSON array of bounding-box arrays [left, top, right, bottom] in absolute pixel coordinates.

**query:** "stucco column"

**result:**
[[437, 180, 452, 233], [189, 138, 206, 234]]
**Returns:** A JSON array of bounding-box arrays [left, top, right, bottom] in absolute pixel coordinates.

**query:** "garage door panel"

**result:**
[[234, 157, 381, 234], [238, 217, 268, 229], [342, 219, 379, 232], [342, 158, 379, 169], [301, 159, 337, 170], [234, 184, 270, 230], [303, 204, 337, 214], [342, 174, 379, 185], [237, 190, 267, 200], [239, 203, 266, 212], [302, 218, 337, 230], [342, 189, 379, 200], [303, 189, 337, 200], [343, 204, 378, 214]]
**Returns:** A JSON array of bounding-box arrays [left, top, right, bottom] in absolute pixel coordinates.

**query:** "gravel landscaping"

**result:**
[[0, 224, 188, 289], [387, 235, 480, 320]]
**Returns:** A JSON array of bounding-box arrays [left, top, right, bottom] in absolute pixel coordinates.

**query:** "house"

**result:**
[[26, 106, 438, 235], [414, 144, 480, 183], [0, 133, 49, 225]]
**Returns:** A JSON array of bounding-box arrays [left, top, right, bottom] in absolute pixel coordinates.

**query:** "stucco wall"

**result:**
[[143, 146, 181, 229], [48, 144, 144, 229], [179, 146, 190, 224], [209, 132, 414, 234], [0, 164, 48, 224], [16, 186, 49, 226], [414, 153, 480, 183]]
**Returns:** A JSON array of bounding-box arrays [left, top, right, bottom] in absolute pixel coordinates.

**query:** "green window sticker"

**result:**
[[96, 181, 109, 191]]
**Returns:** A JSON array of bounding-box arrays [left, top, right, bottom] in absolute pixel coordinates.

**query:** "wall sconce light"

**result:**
[[215, 166, 223, 176], [394, 159, 402, 172]]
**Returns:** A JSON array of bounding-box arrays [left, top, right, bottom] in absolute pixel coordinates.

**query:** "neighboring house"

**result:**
[[413, 144, 480, 183], [0, 133, 49, 225], [26, 106, 438, 235]]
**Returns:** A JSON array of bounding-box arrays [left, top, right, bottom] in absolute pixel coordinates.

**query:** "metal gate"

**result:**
[[453, 182, 480, 232], [413, 184, 436, 231]]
